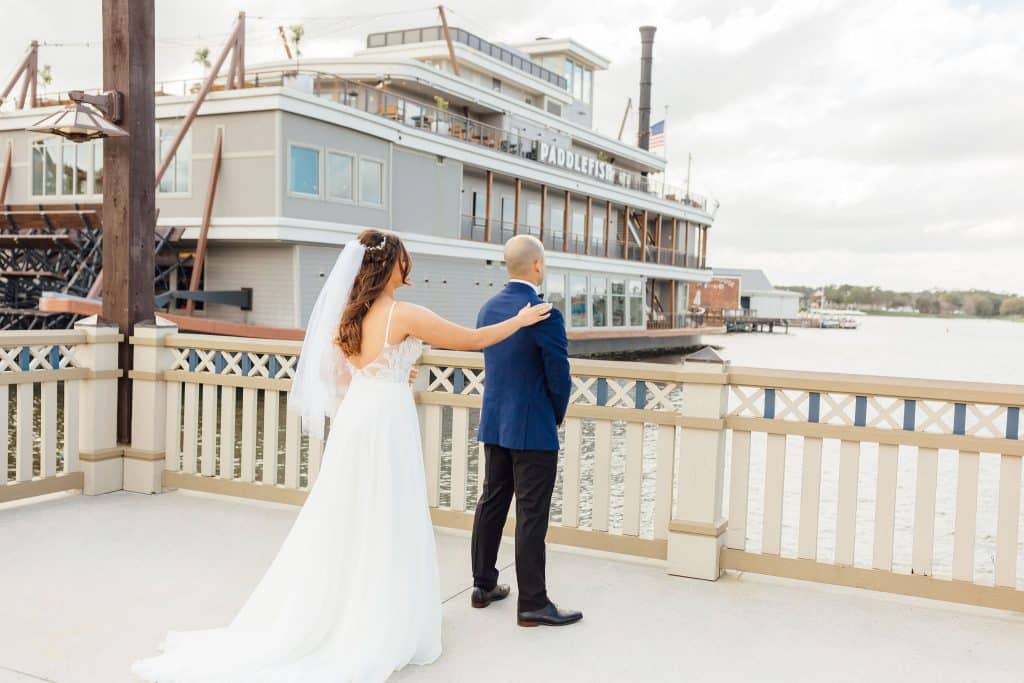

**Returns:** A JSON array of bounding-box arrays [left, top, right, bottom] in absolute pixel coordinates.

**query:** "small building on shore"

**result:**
[[712, 268, 801, 320]]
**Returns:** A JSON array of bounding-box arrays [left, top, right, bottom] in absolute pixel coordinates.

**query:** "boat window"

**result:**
[[288, 145, 320, 197], [591, 277, 608, 327], [610, 279, 626, 326], [61, 141, 88, 195], [526, 202, 541, 230], [551, 208, 564, 243], [92, 139, 104, 194], [545, 272, 566, 316], [31, 138, 59, 196], [359, 157, 384, 206], [472, 191, 486, 226], [628, 279, 644, 327], [571, 211, 585, 252], [500, 196, 514, 234], [570, 275, 588, 328], [157, 125, 191, 194], [326, 151, 354, 202]]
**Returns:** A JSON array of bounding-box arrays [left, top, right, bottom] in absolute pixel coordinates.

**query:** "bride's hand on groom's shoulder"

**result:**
[[408, 367, 418, 387], [516, 302, 553, 327]]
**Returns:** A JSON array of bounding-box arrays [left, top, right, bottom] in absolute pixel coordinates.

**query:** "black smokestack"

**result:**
[[637, 25, 656, 151]]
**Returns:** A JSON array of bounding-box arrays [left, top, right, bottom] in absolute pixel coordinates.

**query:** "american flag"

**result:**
[[649, 120, 665, 151]]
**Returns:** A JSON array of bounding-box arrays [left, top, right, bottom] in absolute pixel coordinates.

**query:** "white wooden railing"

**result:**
[[5, 321, 1023, 614], [0, 321, 121, 503], [718, 367, 1024, 610], [126, 324, 311, 504], [416, 350, 685, 559]]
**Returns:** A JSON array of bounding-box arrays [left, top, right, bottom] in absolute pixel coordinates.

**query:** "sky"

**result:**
[[1, 0, 1021, 293]]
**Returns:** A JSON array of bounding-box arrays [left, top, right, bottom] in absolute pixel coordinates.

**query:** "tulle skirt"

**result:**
[[131, 376, 442, 682]]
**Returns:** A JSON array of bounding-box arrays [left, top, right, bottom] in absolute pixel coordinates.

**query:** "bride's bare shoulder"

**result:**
[[394, 301, 436, 320]]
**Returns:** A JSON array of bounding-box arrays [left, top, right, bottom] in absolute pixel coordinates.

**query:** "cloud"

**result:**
[[1, 0, 1020, 292]]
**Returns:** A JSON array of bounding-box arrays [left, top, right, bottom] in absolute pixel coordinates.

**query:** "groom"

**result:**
[[470, 235, 582, 627]]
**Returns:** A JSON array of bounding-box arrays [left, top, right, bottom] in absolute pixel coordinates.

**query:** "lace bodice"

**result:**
[[345, 301, 423, 384]]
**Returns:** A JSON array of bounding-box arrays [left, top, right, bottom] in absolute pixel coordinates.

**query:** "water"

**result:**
[[666, 315, 1024, 587], [703, 315, 1024, 384]]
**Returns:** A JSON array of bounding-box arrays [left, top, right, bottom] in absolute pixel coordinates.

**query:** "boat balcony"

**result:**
[[458, 215, 702, 269], [3, 324, 1023, 681], [134, 69, 712, 213]]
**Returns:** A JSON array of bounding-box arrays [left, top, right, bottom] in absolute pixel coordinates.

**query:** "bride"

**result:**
[[132, 229, 552, 682]]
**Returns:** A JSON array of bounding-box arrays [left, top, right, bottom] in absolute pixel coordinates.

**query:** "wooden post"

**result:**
[[622, 205, 630, 260], [103, 0, 156, 445], [562, 190, 571, 252], [701, 226, 709, 267], [539, 184, 547, 241], [669, 281, 676, 328], [640, 209, 648, 262], [655, 214, 663, 263], [484, 170, 493, 242], [25, 41, 38, 109], [0, 141, 12, 205], [0, 42, 38, 108], [438, 5, 460, 77], [604, 200, 611, 257], [584, 196, 592, 255], [683, 220, 690, 267], [513, 177, 521, 235], [226, 12, 246, 89], [670, 217, 677, 266], [186, 127, 224, 315], [667, 347, 730, 580], [236, 11, 246, 87], [125, 320, 177, 492], [277, 26, 293, 60]]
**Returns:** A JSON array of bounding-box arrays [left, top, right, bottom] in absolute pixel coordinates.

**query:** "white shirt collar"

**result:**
[[508, 279, 540, 295]]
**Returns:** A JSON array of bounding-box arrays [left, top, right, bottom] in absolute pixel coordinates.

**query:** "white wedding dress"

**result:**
[[132, 304, 441, 682]]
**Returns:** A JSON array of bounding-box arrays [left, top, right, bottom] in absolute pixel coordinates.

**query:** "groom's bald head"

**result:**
[[504, 235, 546, 284]]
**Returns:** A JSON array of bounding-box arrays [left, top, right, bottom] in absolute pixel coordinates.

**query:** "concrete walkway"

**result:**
[[2, 489, 1022, 683]]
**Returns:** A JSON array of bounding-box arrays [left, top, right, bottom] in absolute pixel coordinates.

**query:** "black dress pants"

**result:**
[[470, 443, 558, 612]]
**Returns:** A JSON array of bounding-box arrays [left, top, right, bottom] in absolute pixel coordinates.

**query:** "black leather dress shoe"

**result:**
[[517, 602, 583, 627], [471, 584, 510, 608]]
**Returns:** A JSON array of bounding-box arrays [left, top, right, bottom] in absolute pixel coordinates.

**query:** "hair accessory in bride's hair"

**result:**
[[367, 234, 388, 252]]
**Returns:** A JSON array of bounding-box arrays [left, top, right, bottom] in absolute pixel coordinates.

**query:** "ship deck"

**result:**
[[2, 489, 1022, 683]]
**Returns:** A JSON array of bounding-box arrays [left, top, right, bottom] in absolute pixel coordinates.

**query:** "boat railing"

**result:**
[[97, 68, 709, 212], [23, 68, 714, 213], [458, 216, 630, 262], [645, 312, 706, 330]]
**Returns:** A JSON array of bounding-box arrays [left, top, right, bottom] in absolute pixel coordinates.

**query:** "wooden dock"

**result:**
[[724, 310, 790, 333]]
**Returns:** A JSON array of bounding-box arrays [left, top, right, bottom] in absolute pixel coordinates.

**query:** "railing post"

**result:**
[[125, 320, 178, 493], [668, 347, 730, 580], [73, 317, 123, 495]]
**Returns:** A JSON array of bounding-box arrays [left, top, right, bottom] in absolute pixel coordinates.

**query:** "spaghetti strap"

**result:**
[[383, 300, 398, 345]]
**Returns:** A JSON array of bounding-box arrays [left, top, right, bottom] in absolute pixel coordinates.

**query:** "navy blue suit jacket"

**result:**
[[476, 282, 571, 452]]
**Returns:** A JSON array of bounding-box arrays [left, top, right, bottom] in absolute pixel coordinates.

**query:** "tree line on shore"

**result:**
[[779, 285, 1024, 317]]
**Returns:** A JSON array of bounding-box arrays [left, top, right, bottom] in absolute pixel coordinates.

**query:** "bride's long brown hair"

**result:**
[[335, 229, 411, 356]]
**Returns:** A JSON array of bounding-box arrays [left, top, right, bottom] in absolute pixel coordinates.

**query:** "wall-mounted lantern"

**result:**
[[26, 89, 128, 142]]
